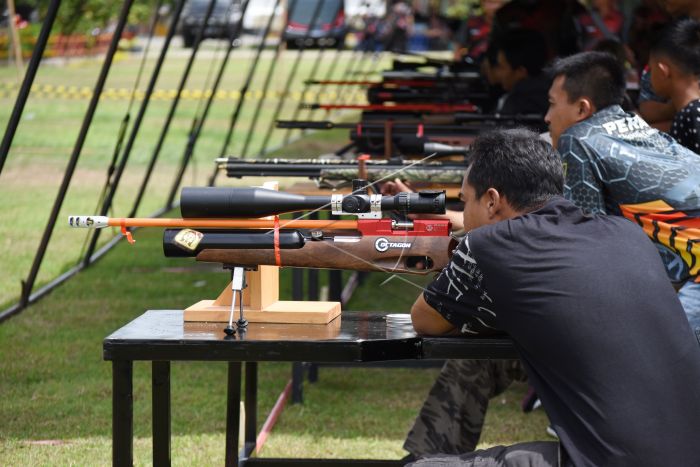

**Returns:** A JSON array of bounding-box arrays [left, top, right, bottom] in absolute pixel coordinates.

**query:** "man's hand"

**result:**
[[380, 177, 414, 196]]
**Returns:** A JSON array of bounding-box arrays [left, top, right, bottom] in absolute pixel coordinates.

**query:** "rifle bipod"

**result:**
[[223, 265, 249, 337]]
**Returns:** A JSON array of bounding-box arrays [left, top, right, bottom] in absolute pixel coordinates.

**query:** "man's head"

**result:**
[[491, 29, 548, 91], [544, 51, 626, 147], [461, 128, 564, 232], [649, 18, 700, 99]]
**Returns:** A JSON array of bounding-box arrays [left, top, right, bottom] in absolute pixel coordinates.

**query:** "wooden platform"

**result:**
[[184, 300, 341, 325]]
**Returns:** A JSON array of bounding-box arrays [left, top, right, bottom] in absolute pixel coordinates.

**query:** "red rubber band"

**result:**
[[416, 123, 424, 138], [273, 216, 281, 267]]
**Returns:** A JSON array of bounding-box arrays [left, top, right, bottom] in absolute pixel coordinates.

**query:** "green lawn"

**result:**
[[0, 49, 548, 465]]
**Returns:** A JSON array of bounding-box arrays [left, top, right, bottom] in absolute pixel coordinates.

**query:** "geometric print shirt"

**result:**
[[557, 105, 700, 280]]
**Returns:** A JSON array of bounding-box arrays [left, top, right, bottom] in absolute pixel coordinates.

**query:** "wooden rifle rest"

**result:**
[[183, 181, 341, 325]]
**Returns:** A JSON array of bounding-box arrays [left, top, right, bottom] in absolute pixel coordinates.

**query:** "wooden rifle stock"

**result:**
[[195, 235, 457, 275]]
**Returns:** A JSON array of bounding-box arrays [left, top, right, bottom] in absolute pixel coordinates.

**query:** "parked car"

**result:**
[[179, 0, 243, 48], [283, 0, 347, 49]]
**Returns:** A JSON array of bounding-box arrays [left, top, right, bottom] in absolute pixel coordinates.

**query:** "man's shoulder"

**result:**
[[560, 106, 680, 156], [471, 198, 581, 242], [563, 106, 643, 139]]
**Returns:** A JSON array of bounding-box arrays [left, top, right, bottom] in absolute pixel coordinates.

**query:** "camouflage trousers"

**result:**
[[406, 441, 562, 467], [404, 359, 528, 457]]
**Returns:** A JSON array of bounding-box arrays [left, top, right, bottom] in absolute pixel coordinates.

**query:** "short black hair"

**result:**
[[548, 51, 626, 110], [495, 29, 549, 77], [467, 128, 564, 211], [650, 18, 700, 77]]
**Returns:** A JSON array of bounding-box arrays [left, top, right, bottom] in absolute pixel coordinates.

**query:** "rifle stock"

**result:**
[[194, 235, 457, 275]]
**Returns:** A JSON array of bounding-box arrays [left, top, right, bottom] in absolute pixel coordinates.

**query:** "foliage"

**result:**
[[34, 0, 171, 35], [442, 0, 481, 19]]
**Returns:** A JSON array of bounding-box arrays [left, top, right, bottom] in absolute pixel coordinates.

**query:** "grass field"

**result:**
[[0, 47, 549, 465]]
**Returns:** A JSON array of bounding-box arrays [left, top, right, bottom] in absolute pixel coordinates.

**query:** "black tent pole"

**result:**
[[0, 0, 61, 176], [280, 1, 345, 146], [257, 0, 326, 156], [81, 0, 186, 266], [239, 0, 300, 157], [331, 49, 363, 107], [164, 0, 252, 209], [128, 0, 217, 218], [304, 41, 344, 122], [20, 0, 134, 308], [206, 0, 283, 187]]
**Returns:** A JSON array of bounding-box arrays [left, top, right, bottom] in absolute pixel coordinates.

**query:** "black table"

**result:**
[[104, 310, 517, 466]]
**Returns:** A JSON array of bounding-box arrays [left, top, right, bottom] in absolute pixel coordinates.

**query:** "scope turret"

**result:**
[[180, 183, 445, 218]]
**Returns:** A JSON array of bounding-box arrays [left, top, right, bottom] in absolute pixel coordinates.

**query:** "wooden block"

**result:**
[[213, 267, 279, 310], [184, 300, 341, 324]]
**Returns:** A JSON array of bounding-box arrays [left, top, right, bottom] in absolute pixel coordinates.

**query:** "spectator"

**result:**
[[648, 18, 700, 153], [638, 0, 700, 130], [577, 0, 624, 50], [382, 1, 414, 53], [490, 29, 550, 118], [452, 0, 508, 62]]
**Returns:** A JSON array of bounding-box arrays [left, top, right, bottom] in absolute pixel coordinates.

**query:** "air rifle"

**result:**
[[216, 157, 466, 188], [299, 103, 478, 113], [277, 119, 480, 133], [68, 181, 456, 276]]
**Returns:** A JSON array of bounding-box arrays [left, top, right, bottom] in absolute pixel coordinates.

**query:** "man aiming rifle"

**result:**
[[407, 128, 700, 466]]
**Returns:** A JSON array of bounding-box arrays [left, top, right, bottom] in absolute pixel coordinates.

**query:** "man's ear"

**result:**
[[576, 98, 595, 121], [656, 60, 671, 79], [484, 187, 502, 218]]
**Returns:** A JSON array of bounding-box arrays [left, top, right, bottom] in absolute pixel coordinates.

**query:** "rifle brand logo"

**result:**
[[174, 229, 204, 251], [375, 237, 412, 252]]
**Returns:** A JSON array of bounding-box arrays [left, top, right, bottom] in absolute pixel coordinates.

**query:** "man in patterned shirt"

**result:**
[[408, 128, 700, 467], [545, 51, 700, 337], [648, 18, 700, 153]]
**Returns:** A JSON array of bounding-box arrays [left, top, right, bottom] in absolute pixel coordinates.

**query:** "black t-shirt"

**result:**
[[670, 98, 700, 154], [424, 197, 700, 467]]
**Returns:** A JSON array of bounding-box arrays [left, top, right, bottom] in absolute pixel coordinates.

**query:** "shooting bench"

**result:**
[[104, 310, 516, 466]]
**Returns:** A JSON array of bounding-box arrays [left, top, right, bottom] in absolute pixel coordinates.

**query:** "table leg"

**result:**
[[226, 361, 242, 467], [244, 362, 258, 458], [152, 361, 171, 466], [113, 360, 133, 467], [291, 362, 304, 404]]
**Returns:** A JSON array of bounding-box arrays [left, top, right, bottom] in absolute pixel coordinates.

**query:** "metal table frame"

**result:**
[[104, 310, 516, 466]]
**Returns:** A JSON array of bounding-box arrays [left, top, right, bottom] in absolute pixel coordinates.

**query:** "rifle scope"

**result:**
[[180, 186, 445, 218]]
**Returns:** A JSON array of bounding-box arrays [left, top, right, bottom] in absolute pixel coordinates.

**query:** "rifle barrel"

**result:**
[[301, 103, 477, 113], [68, 216, 357, 230], [217, 158, 467, 178]]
